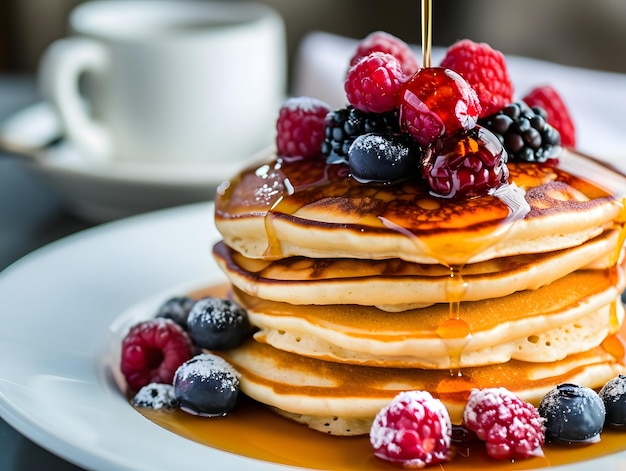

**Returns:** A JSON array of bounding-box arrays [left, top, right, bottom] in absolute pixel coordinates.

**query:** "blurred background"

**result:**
[[1, 0, 625, 81]]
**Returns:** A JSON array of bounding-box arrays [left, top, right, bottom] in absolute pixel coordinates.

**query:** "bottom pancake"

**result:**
[[217, 336, 626, 435]]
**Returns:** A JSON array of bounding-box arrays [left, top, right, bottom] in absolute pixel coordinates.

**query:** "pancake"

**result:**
[[215, 150, 626, 266], [232, 260, 626, 368], [214, 229, 620, 308], [217, 337, 626, 435]]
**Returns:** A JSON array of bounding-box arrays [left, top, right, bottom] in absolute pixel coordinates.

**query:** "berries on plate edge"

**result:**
[[274, 32, 576, 199], [120, 295, 246, 419]]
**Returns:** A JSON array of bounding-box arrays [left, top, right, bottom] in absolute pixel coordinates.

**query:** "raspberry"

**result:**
[[350, 31, 419, 76], [345, 52, 408, 114], [523, 85, 576, 148], [370, 390, 453, 468], [463, 388, 545, 460], [120, 318, 194, 391], [422, 126, 509, 198], [440, 39, 514, 118], [276, 96, 332, 158], [399, 67, 481, 148]]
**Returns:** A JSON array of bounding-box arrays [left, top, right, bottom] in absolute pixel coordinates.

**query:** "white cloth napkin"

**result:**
[[292, 31, 626, 165]]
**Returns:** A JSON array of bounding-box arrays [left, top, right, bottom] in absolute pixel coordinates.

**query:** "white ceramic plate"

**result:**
[[0, 202, 624, 471], [0, 202, 292, 471]]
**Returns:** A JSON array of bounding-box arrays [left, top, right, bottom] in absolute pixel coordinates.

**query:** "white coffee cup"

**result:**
[[38, 0, 286, 166]]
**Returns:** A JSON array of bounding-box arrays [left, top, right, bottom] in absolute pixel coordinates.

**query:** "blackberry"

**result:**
[[480, 102, 562, 163], [321, 106, 400, 163]]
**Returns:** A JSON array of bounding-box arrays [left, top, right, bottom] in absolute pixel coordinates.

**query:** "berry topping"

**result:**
[[480, 102, 562, 163], [422, 126, 509, 198], [132, 383, 178, 410], [523, 85, 576, 148], [155, 296, 197, 329], [121, 318, 194, 391], [174, 353, 240, 417], [276, 96, 332, 159], [399, 67, 481, 148], [350, 31, 419, 76], [599, 374, 626, 428], [440, 39, 513, 118], [345, 52, 409, 114], [370, 390, 453, 468], [322, 106, 400, 163], [462, 387, 545, 460], [538, 383, 606, 444], [186, 297, 250, 350], [348, 132, 422, 184]]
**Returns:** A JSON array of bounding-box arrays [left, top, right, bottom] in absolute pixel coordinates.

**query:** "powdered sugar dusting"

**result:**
[[283, 96, 331, 114], [175, 353, 240, 391], [600, 375, 626, 403], [132, 382, 178, 410]]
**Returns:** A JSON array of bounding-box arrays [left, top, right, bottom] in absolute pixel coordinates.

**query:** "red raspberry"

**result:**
[[463, 388, 545, 461], [422, 126, 509, 198], [523, 85, 576, 148], [440, 39, 514, 118], [400, 67, 481, 148], [350, 31, 419, 76], [345, 52, 408, 114], [275, 97, 331, 159], [121, 318, 194, 391], [370, 390, 453, 468]]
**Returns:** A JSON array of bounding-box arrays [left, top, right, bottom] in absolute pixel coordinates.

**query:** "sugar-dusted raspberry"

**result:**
[[440, 39, 514, 118], [121, 318, 194, 391], [345, 52, 408, 114], [399, 67, 481, 148], [370, 390, 453, 468], [422, 126, 509, 199], [276, 96, 332, 159], [463, 388, 545, 460], [350, 31, 419, 76], [523, 85, 576, 148]]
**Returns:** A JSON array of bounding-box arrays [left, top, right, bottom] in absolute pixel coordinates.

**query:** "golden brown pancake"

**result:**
[[214, 229, 620, 308], [231, 258, 626, 368], [217, 337, 626, 434], [215, 150, 626, 266]]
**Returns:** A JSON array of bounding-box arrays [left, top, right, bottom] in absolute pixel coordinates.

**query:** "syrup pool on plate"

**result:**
[[133, 302, 626, 471]]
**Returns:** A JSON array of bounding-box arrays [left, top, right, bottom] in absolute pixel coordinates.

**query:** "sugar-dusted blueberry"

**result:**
[[155, 296, 197, 329], [348, 132, 421, 184], [173, 353, 240, 417], [599, 374, 626, 428], [538, 383, 606, 444], [132, 382, 178, 410], [186, 297, 250, 350]]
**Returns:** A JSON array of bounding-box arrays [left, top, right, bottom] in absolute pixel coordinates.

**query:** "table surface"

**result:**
[[0, 74, 92, 470]]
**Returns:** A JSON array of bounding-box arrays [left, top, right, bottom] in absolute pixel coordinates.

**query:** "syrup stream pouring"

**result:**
[[421, 0, 432, 68]]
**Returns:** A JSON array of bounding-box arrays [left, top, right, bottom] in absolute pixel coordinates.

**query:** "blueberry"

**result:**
[[186, 298, 250, 350], [173, 353, 240, 417], [155, 296, 197, 329], [538, 383, 606, 444], [348, 132, 421, 184], [599, 374, 626, 428], [132, 382, 178, 410]]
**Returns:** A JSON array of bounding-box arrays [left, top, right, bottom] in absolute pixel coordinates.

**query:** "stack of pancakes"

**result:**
[[213, 149, 626, 435]]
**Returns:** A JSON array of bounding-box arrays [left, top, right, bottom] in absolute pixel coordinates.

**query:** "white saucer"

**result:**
[[0, 102, 269, 222]]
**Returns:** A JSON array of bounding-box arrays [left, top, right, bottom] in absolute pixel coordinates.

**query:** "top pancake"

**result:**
[[215, 150, 626, 265]]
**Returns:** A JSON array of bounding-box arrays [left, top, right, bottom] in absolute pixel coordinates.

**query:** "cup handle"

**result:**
[[38, 37, 111, 162]]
